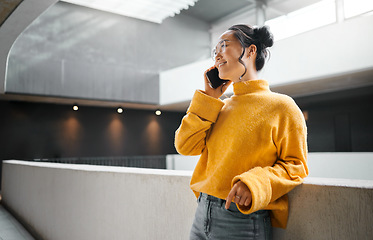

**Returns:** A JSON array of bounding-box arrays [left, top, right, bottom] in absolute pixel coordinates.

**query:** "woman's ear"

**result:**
[[246, 44, 257, 58]]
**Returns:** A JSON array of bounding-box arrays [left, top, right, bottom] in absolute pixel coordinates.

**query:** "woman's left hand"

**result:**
[[225, 180, 252, 209]]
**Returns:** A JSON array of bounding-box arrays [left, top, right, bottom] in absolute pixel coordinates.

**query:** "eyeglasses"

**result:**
[[211, 40, 228, 60]]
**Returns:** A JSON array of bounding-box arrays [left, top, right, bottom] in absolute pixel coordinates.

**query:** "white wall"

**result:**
[[307, 152, 373, 180], [159, 59, 212, 105], [166, 153, 373, 180], [2, 160, 373, 240], [261, 14, 373, 85], [166, 154, 199, 171]]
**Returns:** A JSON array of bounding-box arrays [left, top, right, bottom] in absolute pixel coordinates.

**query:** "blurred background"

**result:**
[[0, 0, 372, 179]]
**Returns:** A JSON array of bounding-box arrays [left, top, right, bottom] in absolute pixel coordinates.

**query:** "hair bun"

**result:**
[[254, 26, 274, 48]]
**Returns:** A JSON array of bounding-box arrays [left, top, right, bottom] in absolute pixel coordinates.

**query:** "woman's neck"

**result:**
[[232, 70, 258, 83]]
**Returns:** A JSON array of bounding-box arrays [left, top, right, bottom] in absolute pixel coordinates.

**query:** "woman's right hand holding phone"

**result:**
[[204, 66, 232, 99]]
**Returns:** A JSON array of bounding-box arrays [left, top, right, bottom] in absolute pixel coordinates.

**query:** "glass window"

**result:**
[[265, 0, 336, 41], [344, 0, 373, 18]]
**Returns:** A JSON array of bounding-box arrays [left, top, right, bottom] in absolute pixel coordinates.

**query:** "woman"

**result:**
[[175, 24, 308, 240]]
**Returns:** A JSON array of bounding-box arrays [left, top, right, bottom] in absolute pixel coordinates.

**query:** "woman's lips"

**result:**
[[217, 62, 227, 68]]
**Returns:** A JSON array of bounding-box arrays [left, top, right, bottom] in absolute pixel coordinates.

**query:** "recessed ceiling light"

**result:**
[[73, 105, 79, 111], [117, 107, 123, 114], [155, 110, 161, 116]]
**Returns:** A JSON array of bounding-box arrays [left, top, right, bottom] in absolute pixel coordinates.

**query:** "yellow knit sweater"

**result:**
[[175, 79, 308, 229]]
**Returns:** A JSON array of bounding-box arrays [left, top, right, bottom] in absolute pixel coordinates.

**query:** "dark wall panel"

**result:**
[[303, 107, 336, 152], [296, 86, 373, 152], [1, 86, 372, 161], [0, 100, 184, 160]]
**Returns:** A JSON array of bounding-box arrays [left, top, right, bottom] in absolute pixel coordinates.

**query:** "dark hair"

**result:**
[[228, 24, 274, 74]]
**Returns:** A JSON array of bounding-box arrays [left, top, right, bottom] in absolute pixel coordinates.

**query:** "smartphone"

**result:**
[[206, 68, 229, 89]]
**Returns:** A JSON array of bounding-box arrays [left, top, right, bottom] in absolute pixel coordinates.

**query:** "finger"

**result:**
[[225, 199, 231, 209], [205, 66, 216, 73], [244, 197, 252, 207], [225, 185, 238, 209], [225, 192, 234, 209], [204, 66, 216, 74], [239, 196, 247, 206]]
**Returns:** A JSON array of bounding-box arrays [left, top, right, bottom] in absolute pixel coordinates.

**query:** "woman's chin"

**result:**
[[219, 73, 230, 80]]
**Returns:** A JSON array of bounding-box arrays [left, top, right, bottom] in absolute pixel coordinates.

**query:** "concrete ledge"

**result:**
[[2, 160, 195, 240], [2, 160, 373, 240], [275, 177, 373, 239]]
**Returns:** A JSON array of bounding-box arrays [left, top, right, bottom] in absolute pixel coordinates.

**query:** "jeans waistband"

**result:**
[[198, 192, 269, 216], [198, 192, 225, 205]]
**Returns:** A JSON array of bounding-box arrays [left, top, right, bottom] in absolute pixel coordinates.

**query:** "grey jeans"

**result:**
[[190, 193, 272, 240]]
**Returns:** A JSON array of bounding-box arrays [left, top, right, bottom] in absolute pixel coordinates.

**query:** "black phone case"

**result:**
[[206, 68, 229, 89]]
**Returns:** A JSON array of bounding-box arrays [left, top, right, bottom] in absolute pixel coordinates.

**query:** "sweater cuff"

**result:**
[[232, 167, 272, 214], [187, 90, 224, 123]]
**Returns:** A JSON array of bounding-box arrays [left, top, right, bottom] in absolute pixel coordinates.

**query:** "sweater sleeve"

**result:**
[[232, 101, 308, 220], [175, 90, 224, 156]]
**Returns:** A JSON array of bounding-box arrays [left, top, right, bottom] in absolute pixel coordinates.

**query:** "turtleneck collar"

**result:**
[[233, 79, 270, 95]]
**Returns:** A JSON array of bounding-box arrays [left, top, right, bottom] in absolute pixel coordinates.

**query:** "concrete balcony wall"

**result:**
[[2, 160, 373, 240], [1, 160, 196, 240]]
